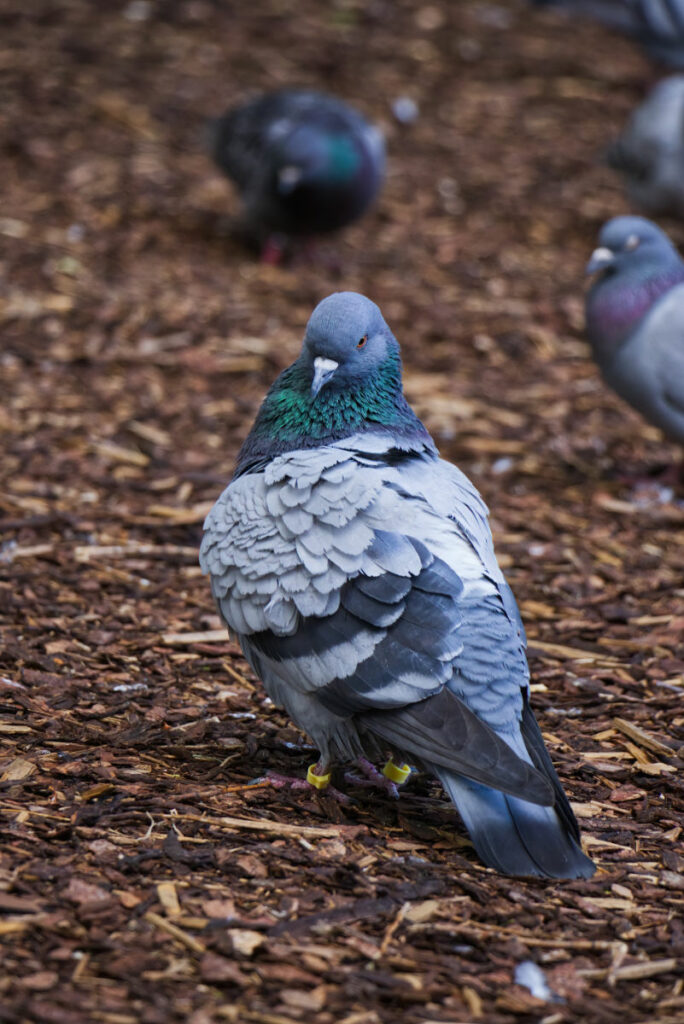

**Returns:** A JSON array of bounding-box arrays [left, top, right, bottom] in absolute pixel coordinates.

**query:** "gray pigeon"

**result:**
[[608, 76, 684, 217], [200, 292, 595, 879], [585, 216, 684, 443], [207, 90, 385, 258], [533, 0, 684, 66]]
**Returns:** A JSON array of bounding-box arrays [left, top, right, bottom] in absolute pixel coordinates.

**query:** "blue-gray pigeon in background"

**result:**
[[532, 0, 684, 66], [608, 76, 684, 218], [585, 216, 684, 444], [200, 292, 595, 879], [207, 90, 385, 260]]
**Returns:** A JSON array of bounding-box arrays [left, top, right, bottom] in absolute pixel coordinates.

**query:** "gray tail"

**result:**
[[605, 136, 643, 174], [203, 116, 222, 159], [431, 766, 595, 879]]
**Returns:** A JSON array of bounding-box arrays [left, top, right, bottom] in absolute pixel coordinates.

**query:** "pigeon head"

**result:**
[[585, 216, 684, 360], [275, 127, 361, 194], [302, 292, 398, 397], [235, 292, 432, 474], [586, 216, 680, 278]]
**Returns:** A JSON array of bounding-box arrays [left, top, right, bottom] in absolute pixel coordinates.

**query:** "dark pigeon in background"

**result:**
[[207, 90, 385, 261], [533, 0, 684, 66], [200, 291, 595, 879], [608, 76, 684, 217], [586, 216, 684, 443]]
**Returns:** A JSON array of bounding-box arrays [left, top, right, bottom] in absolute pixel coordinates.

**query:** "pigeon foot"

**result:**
[[253, 766, 352, 804], [260, 235, 287, 265], [344, 756, 410, 799]]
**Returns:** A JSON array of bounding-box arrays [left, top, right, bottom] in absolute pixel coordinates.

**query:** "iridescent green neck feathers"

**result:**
[[236, 351, 432, 474]]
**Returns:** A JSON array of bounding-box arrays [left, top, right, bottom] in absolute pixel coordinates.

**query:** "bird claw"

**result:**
[[252, 770, 352, 805], [343, 757, 402, 799], [260, 235, 287, 265]]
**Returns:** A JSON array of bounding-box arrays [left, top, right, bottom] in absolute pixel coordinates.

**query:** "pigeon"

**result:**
[[200, 292, 595, 879], [207, 90, 385, 259], [608, 76, 684, 218], [585, 216, 684, 444], [532, 0, 684, 67]]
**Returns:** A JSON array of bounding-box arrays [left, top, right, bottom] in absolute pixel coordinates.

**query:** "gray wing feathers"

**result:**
[[200, 440, 530, 734], [362, 689, 552, 804], [201, 447, 428, 639], [201, 437, 593, 877], [650, 290, 684, 418], [614, 284, 684, 442], [200, 450, 388, 636]]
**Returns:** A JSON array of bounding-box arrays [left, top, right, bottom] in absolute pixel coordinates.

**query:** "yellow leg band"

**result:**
[[382, 759, 411, 785], [306, 764, 331, 789]]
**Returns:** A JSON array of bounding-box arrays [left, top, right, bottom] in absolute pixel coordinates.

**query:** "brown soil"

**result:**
[[1, 2, 683, 1022]]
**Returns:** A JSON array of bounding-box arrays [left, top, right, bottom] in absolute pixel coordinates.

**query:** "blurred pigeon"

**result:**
[[585, 215, 684, 443], [533, 0, 684, 66], [207, 90, 385, 260], [200, 292, 595, 879], [608, 76, 684, 217]]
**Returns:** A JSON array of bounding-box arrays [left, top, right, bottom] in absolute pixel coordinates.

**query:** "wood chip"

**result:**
[[161, 629, 230, 646], [0, 920, 31, 935], [0, 756, 37, 782], [127, 421, 172, 447], [147, 502, 213, 524], [462, 984, 483, 1018], [229, 929, 266, 956], [612, 717, 675, 758], [3, 544, 55, 560], [528, 639, 621, 664], [403, 899, 440, 924], [91, 440, 149, 467], [580, 958, 678, 982], [75, 543, 198, 562], [217, 814, 365, 840], [156, 881, 181, 918], [144, 911, 205, 954]]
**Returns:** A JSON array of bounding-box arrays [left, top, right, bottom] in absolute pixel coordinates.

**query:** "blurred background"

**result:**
[[3, 0, 680, 491]]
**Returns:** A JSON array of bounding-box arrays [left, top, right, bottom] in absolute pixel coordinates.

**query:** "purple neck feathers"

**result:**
[[587, 266, 684, 362]]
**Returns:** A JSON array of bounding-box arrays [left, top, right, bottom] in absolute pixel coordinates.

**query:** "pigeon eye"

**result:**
[[624, 235, 640, 251], [356, 335, 367, 349]]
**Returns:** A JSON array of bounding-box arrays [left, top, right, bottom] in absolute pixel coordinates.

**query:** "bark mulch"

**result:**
[[1, 2, 683, 1022]]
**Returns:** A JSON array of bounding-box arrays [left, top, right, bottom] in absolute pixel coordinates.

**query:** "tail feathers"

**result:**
[[520, 702, 582, 843], [431, 766, 595, 879], [204, 116, 223, 162], [606, 137, 641, 173]]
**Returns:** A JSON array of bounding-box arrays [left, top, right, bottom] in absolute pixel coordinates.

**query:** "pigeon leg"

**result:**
[[260, 234, 287, 265], [617, 460, 684, 505], [252, 762, 352, 804], [299, 239, 342, 274], [344, 756, 411, 799]]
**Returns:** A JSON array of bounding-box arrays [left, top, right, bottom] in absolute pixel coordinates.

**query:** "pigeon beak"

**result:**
[[277, 165, 303, 194], [586, 246, 615, 275], [311, 357, 339, 398]]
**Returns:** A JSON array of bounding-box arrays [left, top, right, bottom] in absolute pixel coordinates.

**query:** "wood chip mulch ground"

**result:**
[[1, 2, 683, 1022]]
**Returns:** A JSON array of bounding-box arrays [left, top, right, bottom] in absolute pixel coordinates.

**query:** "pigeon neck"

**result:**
[[235, 352, 433, 474], [287, 131, 361, 187], [586, 262, 684, 361], [323, 135, 361, 183]]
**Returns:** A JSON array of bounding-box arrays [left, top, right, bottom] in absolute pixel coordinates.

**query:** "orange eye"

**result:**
[[357, 335, 367, 349]]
